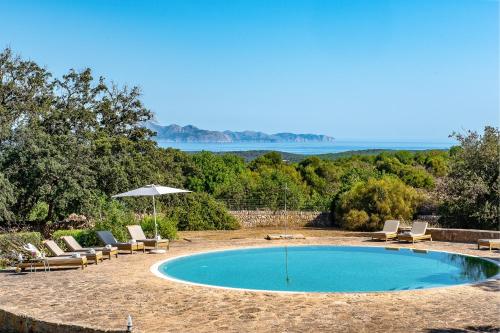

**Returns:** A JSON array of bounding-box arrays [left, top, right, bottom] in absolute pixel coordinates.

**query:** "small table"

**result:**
[[21, 257, 50, 272]]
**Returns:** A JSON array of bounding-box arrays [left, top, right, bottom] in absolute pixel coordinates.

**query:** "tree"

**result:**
[[439, 127, 499, 230], [335, 176, 423, 231], [0, 48, 155, 226], [0, 172, 15, 225]]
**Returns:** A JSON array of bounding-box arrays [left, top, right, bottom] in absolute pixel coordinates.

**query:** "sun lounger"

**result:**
[[96, 231, 145, 254], [371, 220, 400, 241], [397, 221, 432, 243], [43, 240, 103, 264], [15, 244, 88, 272], [477, 239, 500, 251], [61, 236, 118, 259], [16, 256, 88, 272], [126, 225, 169, 250]]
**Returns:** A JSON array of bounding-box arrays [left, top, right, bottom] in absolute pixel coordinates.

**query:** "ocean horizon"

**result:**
[[156, 140, 455, 155]]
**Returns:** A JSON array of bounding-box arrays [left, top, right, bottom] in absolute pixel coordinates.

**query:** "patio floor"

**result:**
[[0, 229, 499, 333]]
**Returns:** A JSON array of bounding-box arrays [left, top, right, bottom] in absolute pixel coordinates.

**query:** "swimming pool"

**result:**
[[153, 246, 499, 293]]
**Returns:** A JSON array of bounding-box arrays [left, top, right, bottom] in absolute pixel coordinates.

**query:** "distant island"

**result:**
[[145, 122, 335, 143]]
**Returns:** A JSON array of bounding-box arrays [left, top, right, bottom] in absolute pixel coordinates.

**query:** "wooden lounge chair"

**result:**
[[477, 239, 500, 251], [16, 256, 88, 272], [61, 236, 118, 259], [43, 240, 103, 264], [15, 244, 88, 272], [371, 220, 400, 241], [397, 221, 432, 243], [96, 231, 145, 254], [126, 225, 169, 250]]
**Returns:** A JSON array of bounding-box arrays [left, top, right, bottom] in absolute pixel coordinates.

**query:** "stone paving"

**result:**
[[0, 231, 499, 333]]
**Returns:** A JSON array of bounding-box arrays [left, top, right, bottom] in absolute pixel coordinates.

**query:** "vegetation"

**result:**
[[0, 232, 43, 267], [335, 176, 423, 230], [0, 48, 498, 234], [438, 127, 499, 230], [52, 229, 97, 249]]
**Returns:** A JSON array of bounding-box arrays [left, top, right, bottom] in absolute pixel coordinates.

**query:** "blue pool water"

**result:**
[[157, 246, 498, 292]]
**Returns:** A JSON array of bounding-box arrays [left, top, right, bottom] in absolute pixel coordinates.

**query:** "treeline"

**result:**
[[0, 49, 498, 232]]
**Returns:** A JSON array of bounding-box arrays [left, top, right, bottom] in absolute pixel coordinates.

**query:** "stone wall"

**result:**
[[230, 210, 331, 228], [0, 308, 125, 333], [427, 228, 500, 243]]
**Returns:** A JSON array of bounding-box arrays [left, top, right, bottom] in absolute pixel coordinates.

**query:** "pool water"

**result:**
[[156, 246, 499, 292]]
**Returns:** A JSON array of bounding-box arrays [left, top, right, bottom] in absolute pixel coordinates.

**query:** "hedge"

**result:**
[[52, 229, 97, 250]]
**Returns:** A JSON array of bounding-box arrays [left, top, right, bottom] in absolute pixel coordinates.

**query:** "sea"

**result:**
[[156, 140, 454, 155]]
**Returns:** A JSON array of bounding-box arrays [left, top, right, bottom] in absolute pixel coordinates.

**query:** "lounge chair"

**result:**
[[15, 243, 87, 272], [126, 225, 169, 250], [397, 221, 432, 243], [477, 239, 500, 251], [61, 236, 118, 259], [16, 256, 88, 272], [43, 240, 103, 264], [371, 220, 400, 241], [96, 231, 145, 254]]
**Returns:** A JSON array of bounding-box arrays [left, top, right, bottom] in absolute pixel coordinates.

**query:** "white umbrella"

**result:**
[[112, 184, 190, 253]]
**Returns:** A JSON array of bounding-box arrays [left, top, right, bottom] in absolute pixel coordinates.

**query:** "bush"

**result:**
[[93, 200, 136, 242], [335, 176, 423, 231], [91, 199, 179, 243], [0, 232, 43, 267], [52, 229, 97, 250], [140, 215, 177, 240], [344, 209, 370, 230], [163, 192, 240, 231]]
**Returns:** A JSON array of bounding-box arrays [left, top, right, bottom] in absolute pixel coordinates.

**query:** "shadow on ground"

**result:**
[[425, 325, 500, 332]]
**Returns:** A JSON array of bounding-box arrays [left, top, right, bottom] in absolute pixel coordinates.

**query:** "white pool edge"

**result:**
[[150, 244, 500, 294]]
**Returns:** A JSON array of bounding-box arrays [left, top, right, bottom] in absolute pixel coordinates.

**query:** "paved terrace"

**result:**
[[0, 228, 499, 333]]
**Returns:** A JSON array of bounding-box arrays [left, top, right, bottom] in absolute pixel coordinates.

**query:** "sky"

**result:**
[[1, 0, 498, 141]]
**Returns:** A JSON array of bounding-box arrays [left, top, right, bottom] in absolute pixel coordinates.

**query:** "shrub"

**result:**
[[343, 209, 370, 230], [140, 215, 177, 240], [52, 229, 97, 250], [163, 192, 239, 231], [0, 232, 43, 266], [335, 176, 423, 231], [93, 200, 136, 242]]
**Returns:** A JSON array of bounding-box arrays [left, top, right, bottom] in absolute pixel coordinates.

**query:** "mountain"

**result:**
[[145, 122, 335, 143]]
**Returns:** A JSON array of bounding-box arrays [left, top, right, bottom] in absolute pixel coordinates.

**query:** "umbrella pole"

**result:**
[[150, 195, 166, 254], [153, 195, 158, 241]]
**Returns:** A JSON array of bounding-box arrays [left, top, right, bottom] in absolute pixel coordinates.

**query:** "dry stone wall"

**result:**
[[229, 210, 331, 228]]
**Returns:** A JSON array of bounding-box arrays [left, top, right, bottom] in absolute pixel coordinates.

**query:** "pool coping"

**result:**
[[150, 244, 500, 295]]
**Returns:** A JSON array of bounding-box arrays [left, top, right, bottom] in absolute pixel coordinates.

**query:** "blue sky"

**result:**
[[1, 0, 498, 140]]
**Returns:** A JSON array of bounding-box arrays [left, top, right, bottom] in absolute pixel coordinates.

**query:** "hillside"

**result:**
[[145, 122, 335, 143]]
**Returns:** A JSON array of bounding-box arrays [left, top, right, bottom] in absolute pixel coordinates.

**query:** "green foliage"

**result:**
[[187, 151, 245, 195], [0, 232, 43, 266], [375, 155, 435, 189], [249, 151, 283, 170], [0, 48, 153, 225], [93, 200, 136, 242], [335, 176, 423, 231], [28, 202, 49, 222], [3, 48, 496, 233], [163, 192, 239, 231], [52, 229, 97, 249], [0, 172, 15, 224], [140, 215, 177, 240], [439, 127, 499, 230]]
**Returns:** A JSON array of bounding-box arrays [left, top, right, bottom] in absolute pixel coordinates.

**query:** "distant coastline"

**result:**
[[145, 121, 335, 143]]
